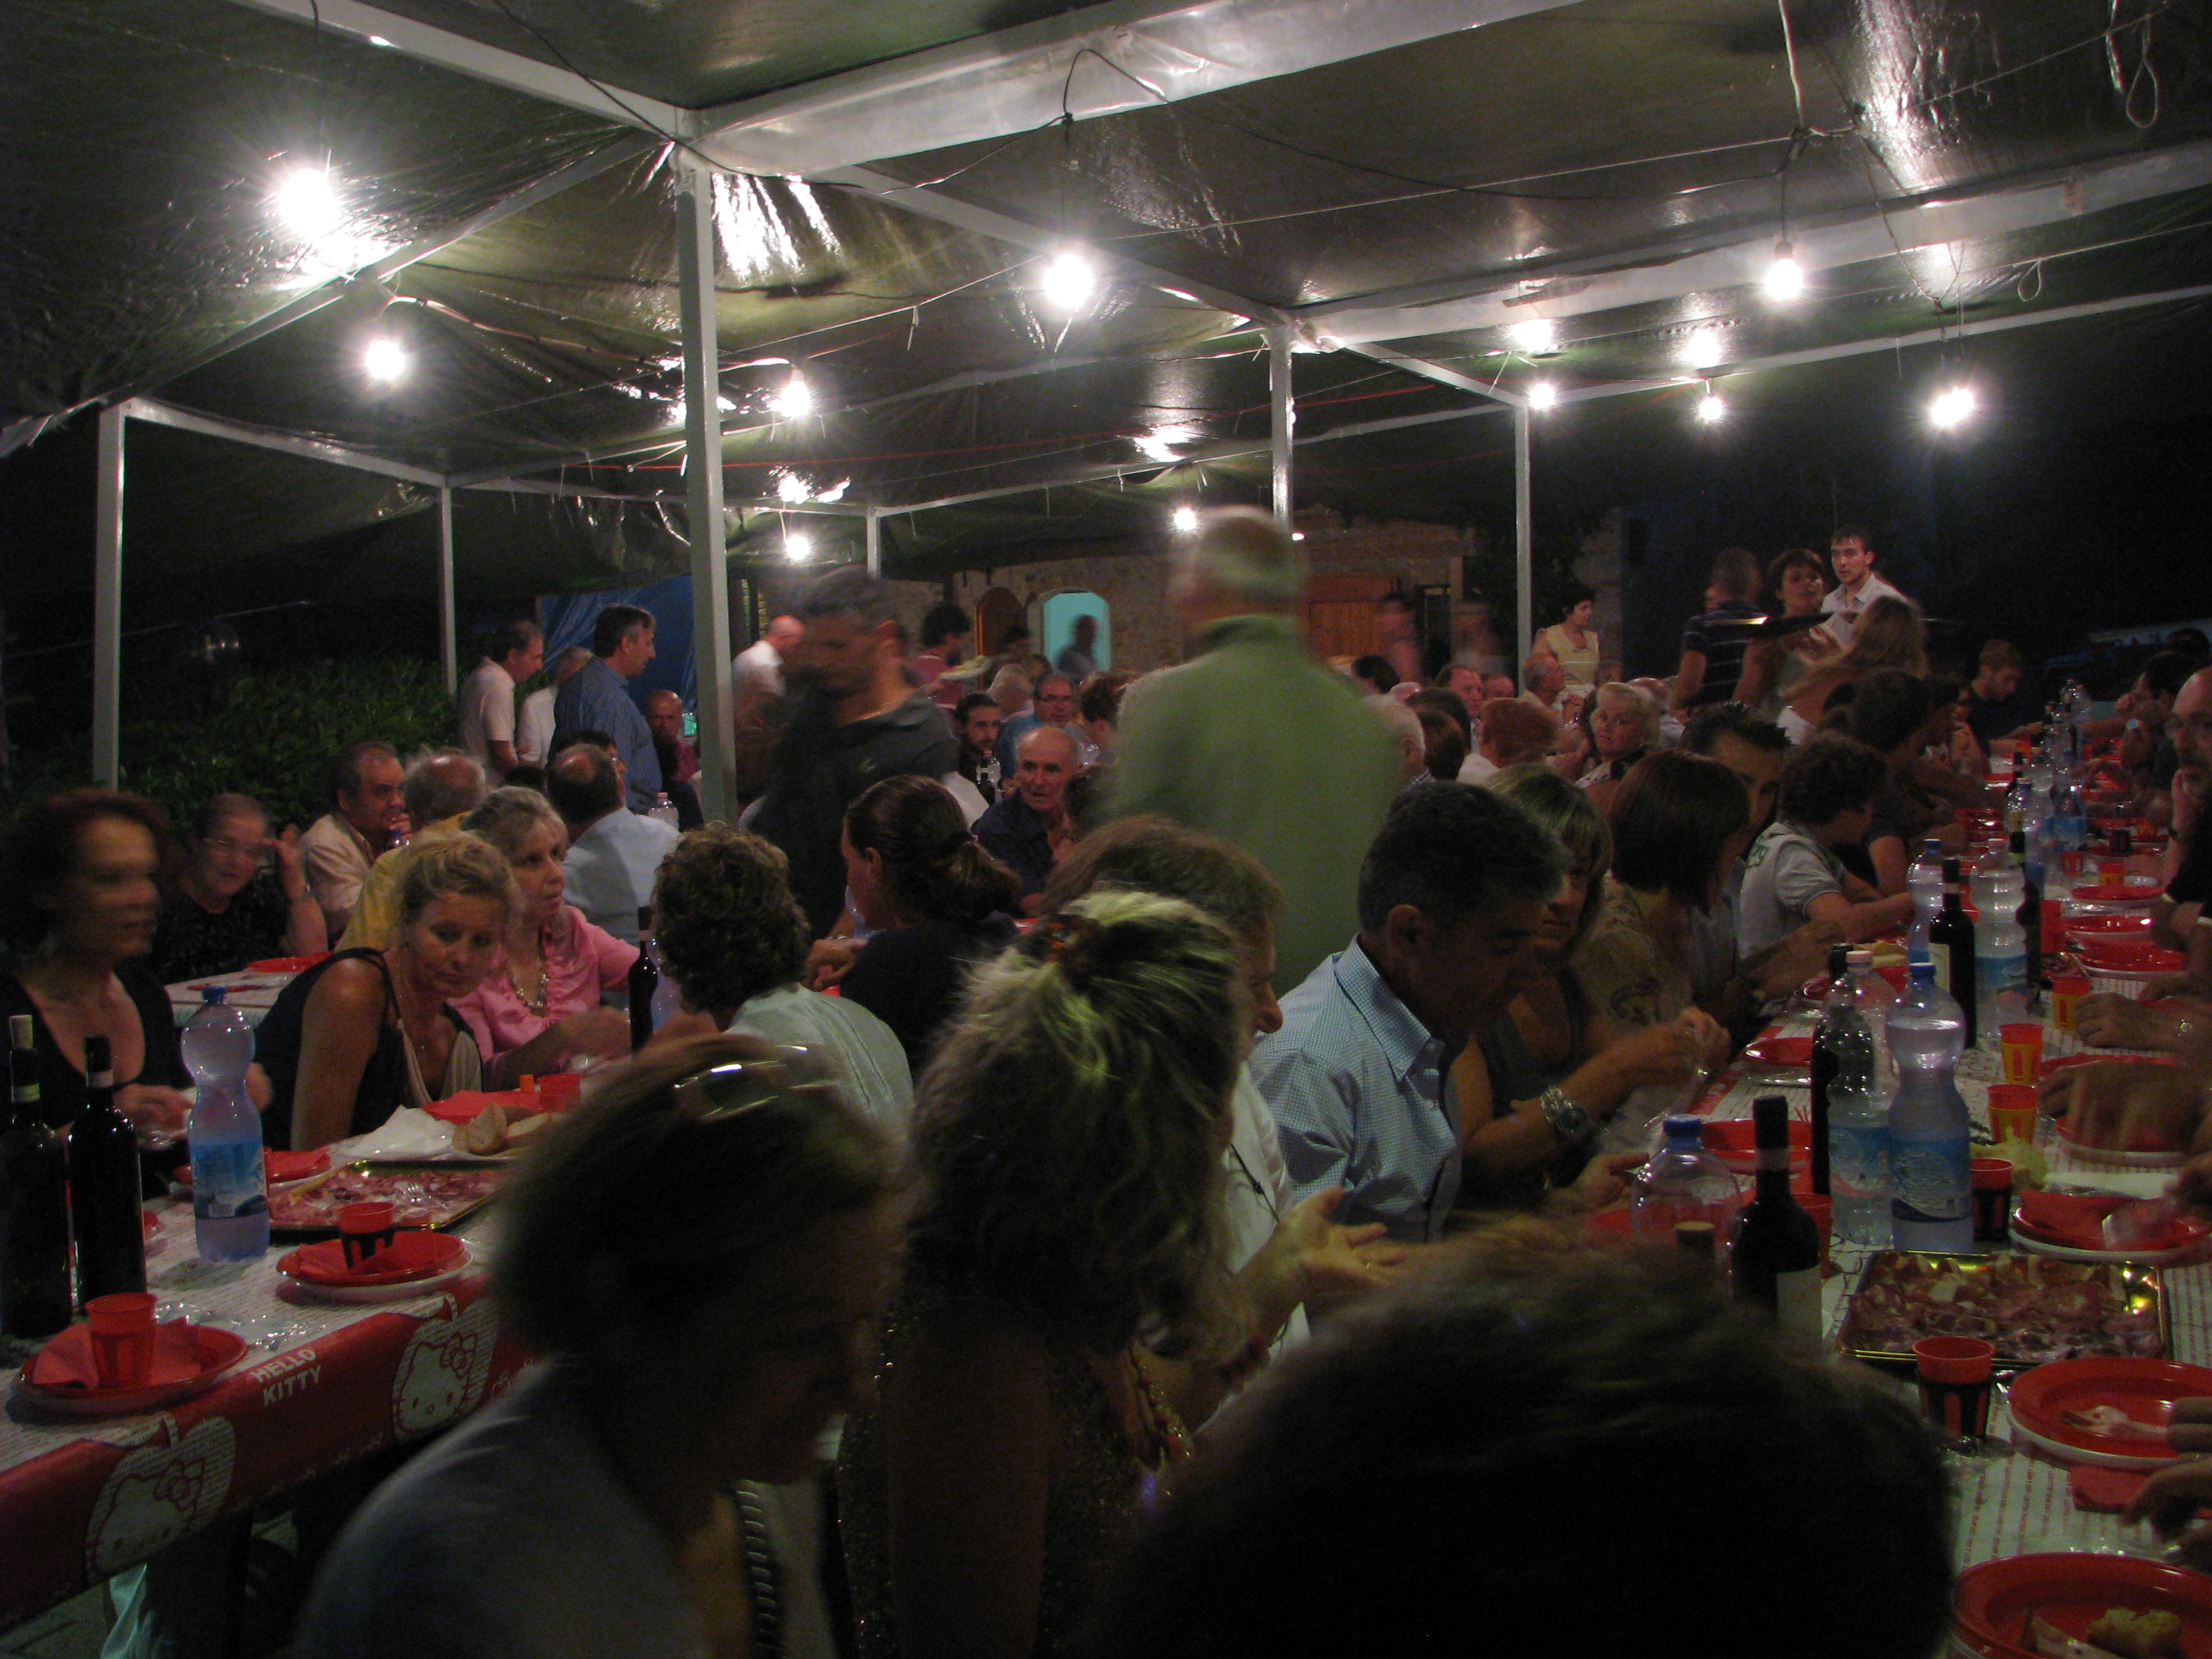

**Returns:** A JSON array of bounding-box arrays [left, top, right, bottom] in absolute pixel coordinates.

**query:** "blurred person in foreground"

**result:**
[[648, 825, 912, 1137], [298, 1034, 901, 1659], [255, 837, 512, 1149], [1075, 1240, 1952, 1659], [0, 790, 192, 1141], [1111, 506, 1401, 992], [838, 893, 1248, 1659], [1452, 766, 1717, 1210], [148, 792, 326, 983], [447, 790, 634, 1088]]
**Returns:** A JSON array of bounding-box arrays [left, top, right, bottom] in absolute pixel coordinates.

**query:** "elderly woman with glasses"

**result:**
[[147, 792, 327, 983], [300, 1034, 903, 1659]]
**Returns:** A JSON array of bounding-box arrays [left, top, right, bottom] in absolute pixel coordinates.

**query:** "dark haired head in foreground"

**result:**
[[1079, 1241, 1951, 1659]]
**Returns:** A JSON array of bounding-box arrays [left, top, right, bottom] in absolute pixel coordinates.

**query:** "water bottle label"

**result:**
[[1830, 1123, 1889, 1200], [1977, 952, 2027, 998], [191, 1141, 268, 1222], [1889, 1141, 1969, 1224]]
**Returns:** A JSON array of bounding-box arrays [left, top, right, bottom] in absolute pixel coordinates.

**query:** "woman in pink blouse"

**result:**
[[451, 790, 634, 1086]]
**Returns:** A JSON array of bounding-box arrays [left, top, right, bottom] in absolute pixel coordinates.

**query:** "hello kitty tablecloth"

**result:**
[[0, 1205, 529, 1626]]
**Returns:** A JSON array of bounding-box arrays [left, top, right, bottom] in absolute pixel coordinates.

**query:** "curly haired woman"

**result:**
[[838, 890, 1248, 1659]]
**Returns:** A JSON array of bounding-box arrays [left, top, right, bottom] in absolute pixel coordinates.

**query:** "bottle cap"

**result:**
[[1910, 959, 1937, 985], [1751, 1094, 1790, 1149], [1943, 857, 1963, 882], [9, 1012, 32, 1050], [1826, 943, 1849, 976], [1661, 1114, 1704, 1144], [200, 985, 228, 1004]]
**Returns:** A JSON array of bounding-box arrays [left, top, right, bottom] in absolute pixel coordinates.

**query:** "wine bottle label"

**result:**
[[1775, 1266, 1822, 1344], [1931, 951, 1951, 994]]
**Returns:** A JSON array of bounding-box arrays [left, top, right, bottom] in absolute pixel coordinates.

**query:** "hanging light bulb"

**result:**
[[783, 533, 814, 562], [272, 168, 344, 237], [775, 470, 812, 504], [1170, 505, 1200, 533], [770, 373, 813, 419], [1764, 239, 1805, 301], [1928, 386, 1976, 428], [1505, 317, 1559, 354], [1039, 251, 1098, 314], [1526, 381, 1559, 411], [362, 337, 409, 384], [1696, 386, 1726, 424]]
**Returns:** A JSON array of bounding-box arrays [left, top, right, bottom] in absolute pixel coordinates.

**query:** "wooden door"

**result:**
[[1302, 571, 1394, 662], [975, 588, 1025, 657]]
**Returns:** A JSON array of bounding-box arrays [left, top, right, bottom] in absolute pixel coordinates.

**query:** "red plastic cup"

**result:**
[[1970, 1159, 2013, 1248], [86, 1291, 158, 1387], [338, 1202, 398, 1269], [2050, 973, 2093, 1033], [1999, 1023, 2044, 1086], [537, 1072, 581, 1109], [1986, 1084, 2039, 1146], [1914, 1336, 1995, 1444], [2040, 899, 2065, 951], [2098, 859, 2129, 890]]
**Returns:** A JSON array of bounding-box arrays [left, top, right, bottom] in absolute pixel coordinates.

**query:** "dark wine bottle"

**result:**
[[2012, 831, 2046, 995], [1930, 857, 1979, 1048], [628, 905, 660, 1050], [1728, 1094, 1823, 1343], [0, 1015, 73, 1338], [68, 1034, 146, 1307], [1807, 943, 1851, 1197]]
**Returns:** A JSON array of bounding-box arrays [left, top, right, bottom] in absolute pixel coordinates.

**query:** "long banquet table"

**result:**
[[1694, 971, 2207, 1579], [0, 1202, 529, 1629]]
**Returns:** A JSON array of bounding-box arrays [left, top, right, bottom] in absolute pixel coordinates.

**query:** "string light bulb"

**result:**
[[362, 337, 409, 384], [1696, 386, 1726, 424], [783, 533, 814, 562], [1505, 317, 1558, 354], [1527, 381, 1559, 411], [1039, 251, 1099, 314], [1170, 506, 1200, 533], [770, 373, 813, 419], [272, 168, 343, 237], [1764, 239, 1805, 301], [1929, 386, 1976, 428]]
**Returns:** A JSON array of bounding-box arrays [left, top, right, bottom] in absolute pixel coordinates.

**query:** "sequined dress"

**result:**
[[836, 1282, 1181, 1658]]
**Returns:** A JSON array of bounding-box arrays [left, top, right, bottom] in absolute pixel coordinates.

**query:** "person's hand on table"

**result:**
[[1748, 918, 1845, 1005], [1273, 1187, 1408, 1308], [805, 937, 863, 991], [117, 1083, 191, 1147], [2124, 1437, 2212, 1568], [2040, 1059, 2210, 1154], [550, 1004, 632, 1063], [1557, 1150, 1647, 1214], [2075, 993, 2184, 1051]]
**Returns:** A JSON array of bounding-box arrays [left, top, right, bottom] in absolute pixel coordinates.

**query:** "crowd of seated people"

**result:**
[[30, 512, 2212, 1659]]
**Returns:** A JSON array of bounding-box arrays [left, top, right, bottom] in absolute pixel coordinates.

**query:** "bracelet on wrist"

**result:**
[[1538, 1086, 1599, 1150]]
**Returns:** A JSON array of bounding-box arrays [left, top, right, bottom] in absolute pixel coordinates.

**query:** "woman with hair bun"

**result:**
[[838, 890, 1246, 1659], [836, 775, 1021, 1071]]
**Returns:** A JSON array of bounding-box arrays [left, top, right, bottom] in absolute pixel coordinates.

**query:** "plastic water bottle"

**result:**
[[1886, 962, 1972, 1253], [1819, 953, 1889, 1244], [649, 792, 680, 830], [1631, 1116, 1743, 1248], [1973, 859, 2030, 1036], [181, 987, 270, 1263], [2052, 775, 2088, 868], [1906, 838, 1944, 964]]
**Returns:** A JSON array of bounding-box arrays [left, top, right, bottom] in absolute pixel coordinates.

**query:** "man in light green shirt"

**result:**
[[1109, 508, 1403, 991]]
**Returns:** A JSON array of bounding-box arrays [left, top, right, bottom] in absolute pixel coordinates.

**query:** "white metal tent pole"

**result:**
[[678, 162, 737, 825], [93, 405, 125, 787], [1513, 405, 1533, 671], [1267, 327, 1294, 527], [437, 487, 458, 695], [865, 509, 882, 576]]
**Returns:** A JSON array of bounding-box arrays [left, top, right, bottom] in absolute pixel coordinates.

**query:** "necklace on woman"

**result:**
[[504, 947, 549, 1017]]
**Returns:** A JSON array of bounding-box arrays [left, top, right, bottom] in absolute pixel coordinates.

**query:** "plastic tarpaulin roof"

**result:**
[[6, 0, 2212, 603]]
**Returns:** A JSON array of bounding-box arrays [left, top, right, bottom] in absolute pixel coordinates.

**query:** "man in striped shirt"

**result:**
[[1673, 547, 1764, 712]]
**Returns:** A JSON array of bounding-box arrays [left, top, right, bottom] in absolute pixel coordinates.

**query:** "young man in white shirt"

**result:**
[[1819, 526, 1908, 647], [457, 620, 544, 779]]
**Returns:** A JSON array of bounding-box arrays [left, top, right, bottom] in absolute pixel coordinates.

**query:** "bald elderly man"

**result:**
[[975, 725, 1081, 912]]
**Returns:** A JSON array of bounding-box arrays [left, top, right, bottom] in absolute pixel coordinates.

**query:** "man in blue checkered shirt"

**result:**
[[1252, 784, 1561, 1243]]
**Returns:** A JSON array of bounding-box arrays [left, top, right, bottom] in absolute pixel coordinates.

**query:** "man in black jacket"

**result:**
[[752, 567, 958, 935]]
